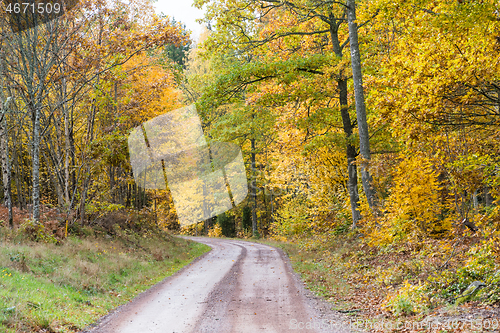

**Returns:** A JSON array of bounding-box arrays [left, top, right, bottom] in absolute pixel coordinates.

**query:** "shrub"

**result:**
[[19, 219, 59, 244], [477, 269, 500, 304], [179, 222, 204, 236], [428, 240, 499, 302], [363, 154, 447, 246], [208, 224, 223, 238], [383, 281, 431, 316]]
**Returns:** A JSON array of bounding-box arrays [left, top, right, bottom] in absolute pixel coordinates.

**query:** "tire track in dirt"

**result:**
[[84, 237, 358, 333]]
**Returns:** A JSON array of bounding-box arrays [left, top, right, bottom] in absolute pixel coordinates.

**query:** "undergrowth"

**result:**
[[0, 224, 210, 333], [257, 225, 500, 332]]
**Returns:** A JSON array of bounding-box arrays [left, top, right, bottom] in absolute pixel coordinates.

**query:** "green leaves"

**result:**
[[198, 53, 335, 111]]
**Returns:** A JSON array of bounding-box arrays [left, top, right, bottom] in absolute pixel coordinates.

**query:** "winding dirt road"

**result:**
[[85, 237, 356, 333]]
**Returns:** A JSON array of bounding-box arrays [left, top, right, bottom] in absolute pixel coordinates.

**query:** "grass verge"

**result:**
[[0, 228, 210, 333]]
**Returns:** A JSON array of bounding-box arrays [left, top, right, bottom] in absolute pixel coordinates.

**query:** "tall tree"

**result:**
[[1, 12, 75, 221], [0, 97, 13, 227], [194, 0, 380, 226], [346, 0, 376, 211]]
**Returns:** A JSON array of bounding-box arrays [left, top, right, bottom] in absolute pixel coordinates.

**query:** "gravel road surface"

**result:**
[[84, 237, 356, 333]]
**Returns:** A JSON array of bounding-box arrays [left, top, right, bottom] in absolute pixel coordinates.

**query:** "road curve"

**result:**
[[85, 237, 355, 333]]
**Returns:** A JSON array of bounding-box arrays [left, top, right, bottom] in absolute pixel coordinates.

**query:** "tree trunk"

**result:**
[[134, 183, 138, 210], [80, 177, 89, 225], [0, 55, 13, 227], [45, 137, 65, 207], [484, 185, 493, 207], [330, 20, 361, 227], [13, 147, 25, 210], [339, 78, 361, 227], [70, 118, 76, 198], [347, 0, 376, 211], [270, 189, 274, 225], [43, 149, 63, 207], [473, 190, 479, 209], [109, 165, 115, 203], [32, 106, 41, 221], [251, 138, 258, 237], [0, 101, 13, 228], [64, 78, 71, 209]]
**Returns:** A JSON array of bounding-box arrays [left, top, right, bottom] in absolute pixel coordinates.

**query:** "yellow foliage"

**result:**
[[236, 229, 253, 239], [268, 148, 350, 240], [382, 281, 430, 316], [208, 224, 223, 238], [364, 153, 448, 246], [270, 195, 311, 241], [120, 54, 183, 128], [179, 222, 204, 236]]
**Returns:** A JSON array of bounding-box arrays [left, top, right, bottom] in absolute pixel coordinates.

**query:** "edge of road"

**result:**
[[228, 237, 365, 333], [80, 237, 214, 333]]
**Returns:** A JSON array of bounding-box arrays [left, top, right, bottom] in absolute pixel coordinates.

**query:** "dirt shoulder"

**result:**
[[250, 237, 500, 333]]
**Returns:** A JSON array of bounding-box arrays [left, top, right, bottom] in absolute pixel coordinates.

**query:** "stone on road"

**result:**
[[85, 237, 355, 333]]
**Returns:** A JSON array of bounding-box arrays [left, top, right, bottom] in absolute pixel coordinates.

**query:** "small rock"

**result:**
[[456, 281, 486, 305]]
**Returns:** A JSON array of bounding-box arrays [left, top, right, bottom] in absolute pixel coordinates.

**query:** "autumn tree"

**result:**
[[346, 0, 376, 211], [353, 0, 500, 239], [0, 0, 187, 227], [0, 9, 80, 221], [193, 0, 388, 228]]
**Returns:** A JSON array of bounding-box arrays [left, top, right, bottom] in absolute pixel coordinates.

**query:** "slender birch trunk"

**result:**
[[0, 98, 13, 228], [32, 105, 41, 221]]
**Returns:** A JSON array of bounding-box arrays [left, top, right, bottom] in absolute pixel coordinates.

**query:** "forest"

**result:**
[[0, 0, 500, 328]]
